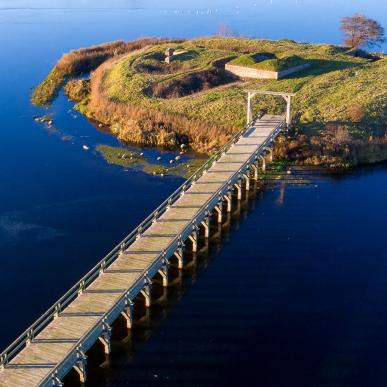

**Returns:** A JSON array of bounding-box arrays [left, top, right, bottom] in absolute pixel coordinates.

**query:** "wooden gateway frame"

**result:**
[[246, 90, 296, 126]]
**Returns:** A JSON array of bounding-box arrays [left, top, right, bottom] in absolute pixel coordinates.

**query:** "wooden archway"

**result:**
[[246, 90, 296, 126]]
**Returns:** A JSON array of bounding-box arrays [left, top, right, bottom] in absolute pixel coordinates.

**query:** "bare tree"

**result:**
[[340, 14, 385, 49]]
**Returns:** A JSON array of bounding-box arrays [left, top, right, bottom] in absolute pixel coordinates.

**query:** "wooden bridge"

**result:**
[[0, 111, 287, 386]]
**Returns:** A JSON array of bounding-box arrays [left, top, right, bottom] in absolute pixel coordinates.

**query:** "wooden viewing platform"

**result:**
[[0, 114, 285, 386]]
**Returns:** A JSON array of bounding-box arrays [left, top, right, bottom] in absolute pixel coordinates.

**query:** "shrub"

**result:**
[[64, 79, 90, 102], [347, 103, 365, 122]]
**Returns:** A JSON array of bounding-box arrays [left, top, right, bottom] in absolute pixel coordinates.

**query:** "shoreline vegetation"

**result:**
[[32, 37, 387, 167], [96, 145, 207, 178]]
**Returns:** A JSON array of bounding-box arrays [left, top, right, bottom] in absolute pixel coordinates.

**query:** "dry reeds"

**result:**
[[87, 60, 233, 154], [32, 38, 184, 106]]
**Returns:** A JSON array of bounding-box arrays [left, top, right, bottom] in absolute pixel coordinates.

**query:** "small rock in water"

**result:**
[[140, 152, 144, 156], [175, 156, 180, 161], [180, 151, 184, 155], [48, 120, 53, 125], [98, 123, 103, 128], [160, 173, 164, 177], [157, 156, 162, 161], [82, 145, 89, 151], [169, 160, 174, 164]]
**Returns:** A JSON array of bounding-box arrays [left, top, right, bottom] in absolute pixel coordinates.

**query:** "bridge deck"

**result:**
[[0, 115, 284, 386]]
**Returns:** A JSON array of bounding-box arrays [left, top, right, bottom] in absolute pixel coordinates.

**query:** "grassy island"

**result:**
[[33, 37, 386, 167], [96, 145, 207, 178]]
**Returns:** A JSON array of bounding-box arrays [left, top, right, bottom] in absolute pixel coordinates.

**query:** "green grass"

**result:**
[[96, 145, 145, 167], [34, 114, 53, 123], [31, 67, 66, 106], [96, 144, 207, 177], [98, 38, 384, 132], [34, 37, 387, 165], [230, 53, 308, 72], [144, 158, 207, 178]]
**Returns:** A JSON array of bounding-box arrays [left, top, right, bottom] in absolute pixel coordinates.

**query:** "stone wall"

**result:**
[[225, 63, 310, 80], [277, 63, 311, 78], [225, 63, 278, 79]]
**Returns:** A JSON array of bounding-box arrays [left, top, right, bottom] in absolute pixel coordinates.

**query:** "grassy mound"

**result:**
[[230, 53, 308, 71], [96, 144, 207, 177], [32, 37, 387, 165], [31, 38, 183, 106]]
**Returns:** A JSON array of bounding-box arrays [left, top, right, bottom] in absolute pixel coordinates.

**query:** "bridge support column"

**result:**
[[235, 181, 242, 200], [214, 204, 223, 223], [224, 193, 232, 212], [121, 298, 134, 329], [74, 348, 87, 384], [99, 321, 112, 355], [141, 281, 152, 307], [174, 247, 184, 269], [267, 148, 273, 162], [188, 231, 198, 253], [243, 173, 250, 191], [201, 217, 210, 238], [251, 164, 258, 180], [158, 263, 169, 287], [259, 155, 266, 171]]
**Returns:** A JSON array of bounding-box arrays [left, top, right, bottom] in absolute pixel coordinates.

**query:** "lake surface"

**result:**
[[0, 1, 386, 385]]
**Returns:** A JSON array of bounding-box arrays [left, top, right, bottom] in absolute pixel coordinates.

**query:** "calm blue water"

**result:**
[[0, 1, 386, 385]]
